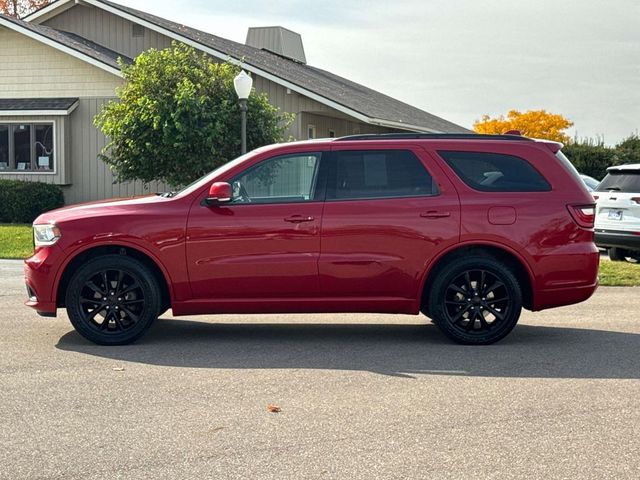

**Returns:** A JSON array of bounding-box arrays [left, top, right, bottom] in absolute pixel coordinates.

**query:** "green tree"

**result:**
[[95, 43, 292, 186], [614, 134, 640, 165]]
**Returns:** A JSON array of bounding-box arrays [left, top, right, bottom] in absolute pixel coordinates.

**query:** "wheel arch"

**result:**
[[55, 243, 173, 312], [420, 242, 535, 314]]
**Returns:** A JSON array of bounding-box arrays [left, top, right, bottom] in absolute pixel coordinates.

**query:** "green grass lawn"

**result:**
[[1, 223, 639, 285], [0, 224, 33, 259], [598, 259, 640, 286]]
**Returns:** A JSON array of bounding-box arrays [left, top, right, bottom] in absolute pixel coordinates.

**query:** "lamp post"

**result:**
[[233, 70, 253, 155]]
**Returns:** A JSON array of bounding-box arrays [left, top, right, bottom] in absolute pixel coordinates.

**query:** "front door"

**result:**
[[319, 146, 460, 300], [186, 151, 325, 300]]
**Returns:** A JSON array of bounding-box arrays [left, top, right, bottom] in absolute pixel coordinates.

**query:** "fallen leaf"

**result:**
[[266, 404, 281, 413]]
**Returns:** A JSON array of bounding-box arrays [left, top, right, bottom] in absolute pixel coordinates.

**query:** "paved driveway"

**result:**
[[1, 259, 639, 479]]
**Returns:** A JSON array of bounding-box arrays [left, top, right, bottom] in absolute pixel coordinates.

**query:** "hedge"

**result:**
[[562, 142, 616, 180], [562, 134, 640, 181], [0, 180, 65, 223]]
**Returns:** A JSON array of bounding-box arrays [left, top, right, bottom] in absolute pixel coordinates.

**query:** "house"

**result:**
[[0, 0, 470, 204]]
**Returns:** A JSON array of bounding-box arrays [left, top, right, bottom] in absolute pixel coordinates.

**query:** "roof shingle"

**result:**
[[0, 97, 78, 111], [0, 13, 131, 69]]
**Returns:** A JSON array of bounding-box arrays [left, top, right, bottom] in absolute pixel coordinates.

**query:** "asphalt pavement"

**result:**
[[1, 259, 639, 479]]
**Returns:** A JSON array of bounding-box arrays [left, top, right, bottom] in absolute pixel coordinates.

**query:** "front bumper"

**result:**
[[24, 245, 64, 317], [595, 229, 640, 252]]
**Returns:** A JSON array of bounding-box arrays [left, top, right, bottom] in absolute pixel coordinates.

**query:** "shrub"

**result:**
[[0, 180, 64, 223], [614, 134, 640, 165], [562, 138, 616, 180]]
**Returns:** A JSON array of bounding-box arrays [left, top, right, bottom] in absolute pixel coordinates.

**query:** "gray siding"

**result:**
[[0, 27, 122, 97], [63, 97, 168, 205], [43, 5, 172, 59], [300, 113, 395, 139]]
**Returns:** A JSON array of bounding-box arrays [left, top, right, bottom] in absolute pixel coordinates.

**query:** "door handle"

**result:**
[[420, 211, 451, 219], [284, 215, 315, 223]]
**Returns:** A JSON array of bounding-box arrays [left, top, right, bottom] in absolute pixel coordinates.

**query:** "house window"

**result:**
[[0, 123, 54, 172], [0, 126, 9, 171], [132, 23, 145, 38], [328, 129, 336, 138], [307, 124, 316, 139]]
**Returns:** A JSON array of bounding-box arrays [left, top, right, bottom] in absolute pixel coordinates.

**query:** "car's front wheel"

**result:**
[[65, 255, 161, 345], [428, 256, 523, 345]]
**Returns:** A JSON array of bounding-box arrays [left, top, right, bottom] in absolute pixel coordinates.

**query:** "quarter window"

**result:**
[[327, 149, 437, 200], [439, 151, 551, 192], [231, 153, 321, 204], [0, 123, 54, 172]]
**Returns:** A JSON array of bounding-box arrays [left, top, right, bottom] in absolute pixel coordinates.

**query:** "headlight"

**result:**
[[33, 224, 62, 247]]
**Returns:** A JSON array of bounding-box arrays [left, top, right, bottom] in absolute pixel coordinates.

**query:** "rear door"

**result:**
[[318, 144, 460, 300]]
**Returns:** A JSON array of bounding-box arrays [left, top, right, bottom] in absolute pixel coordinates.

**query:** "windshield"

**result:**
[[596, 170, 640, 193], [172, 151, 258, 198]]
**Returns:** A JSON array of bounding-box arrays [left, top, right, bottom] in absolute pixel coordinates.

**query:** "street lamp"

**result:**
[[233, 70, 253, 155]]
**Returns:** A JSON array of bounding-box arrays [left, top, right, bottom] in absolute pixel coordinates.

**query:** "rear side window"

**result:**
[[596, 171, 640, 192], [327, 149, 437, 200], [439, 151, 551, 192]]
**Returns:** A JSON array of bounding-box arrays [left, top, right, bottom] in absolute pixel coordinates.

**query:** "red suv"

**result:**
[[25, 134, 599, 345]]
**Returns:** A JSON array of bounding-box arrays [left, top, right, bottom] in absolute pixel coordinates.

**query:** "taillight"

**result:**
[[631, 197, 640, 204], [567, 204, 595, 228], [593, 195, 599, 200]]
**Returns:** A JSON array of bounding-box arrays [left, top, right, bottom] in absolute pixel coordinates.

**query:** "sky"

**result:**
[[126, 0, 640, 144]]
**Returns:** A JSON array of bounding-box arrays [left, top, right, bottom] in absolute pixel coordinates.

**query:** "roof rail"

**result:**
[[334, 133, 534, 142]]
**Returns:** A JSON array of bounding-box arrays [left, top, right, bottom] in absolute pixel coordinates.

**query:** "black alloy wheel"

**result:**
[[78, 269, 145, 332], [66, 255, 161, 345], [428, 256, 523, 345]]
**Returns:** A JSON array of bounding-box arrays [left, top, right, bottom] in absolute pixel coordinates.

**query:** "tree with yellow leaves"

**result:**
[[473, 110, 573, 143]]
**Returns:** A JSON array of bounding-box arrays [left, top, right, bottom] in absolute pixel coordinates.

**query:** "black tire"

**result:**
[[608, 247, 628, 262], [428, 256, 523, 345], [65, 255, 161, 345]]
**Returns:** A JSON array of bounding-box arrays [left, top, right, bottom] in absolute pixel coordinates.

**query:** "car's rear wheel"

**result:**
[[65, 255, 161, 345], [607, 247, 628, 262], [608, 247, 629, 262], [428, 256, 522, 345]]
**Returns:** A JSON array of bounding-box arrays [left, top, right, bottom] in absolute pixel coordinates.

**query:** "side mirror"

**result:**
[[203, 182, 232, 206]]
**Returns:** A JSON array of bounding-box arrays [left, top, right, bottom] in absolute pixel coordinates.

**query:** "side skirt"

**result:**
[[171, 297, 418, 316]]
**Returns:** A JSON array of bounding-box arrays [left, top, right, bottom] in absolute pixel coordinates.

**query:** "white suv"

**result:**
[[594, 164, 640, 261]]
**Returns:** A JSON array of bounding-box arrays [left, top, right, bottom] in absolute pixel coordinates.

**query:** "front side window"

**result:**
[[327, 149, 437, 200], [438, 151, 551, 192], [0, 123, 54, 172], [230, 153, 321, 204]]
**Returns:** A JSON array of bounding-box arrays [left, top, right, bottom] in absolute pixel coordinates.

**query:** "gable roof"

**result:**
[[24, 0, 470, 133], [0, 13, 130, 75]]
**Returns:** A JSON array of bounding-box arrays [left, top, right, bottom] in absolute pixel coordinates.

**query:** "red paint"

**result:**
[[25, 137, 598, 318]]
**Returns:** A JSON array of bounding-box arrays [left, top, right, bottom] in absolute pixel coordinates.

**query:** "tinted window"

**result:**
[[439, 151, 551, 192], [231, 153, 320, 204], [596, 171, 640, 193], [327, 150, 436, 200]]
